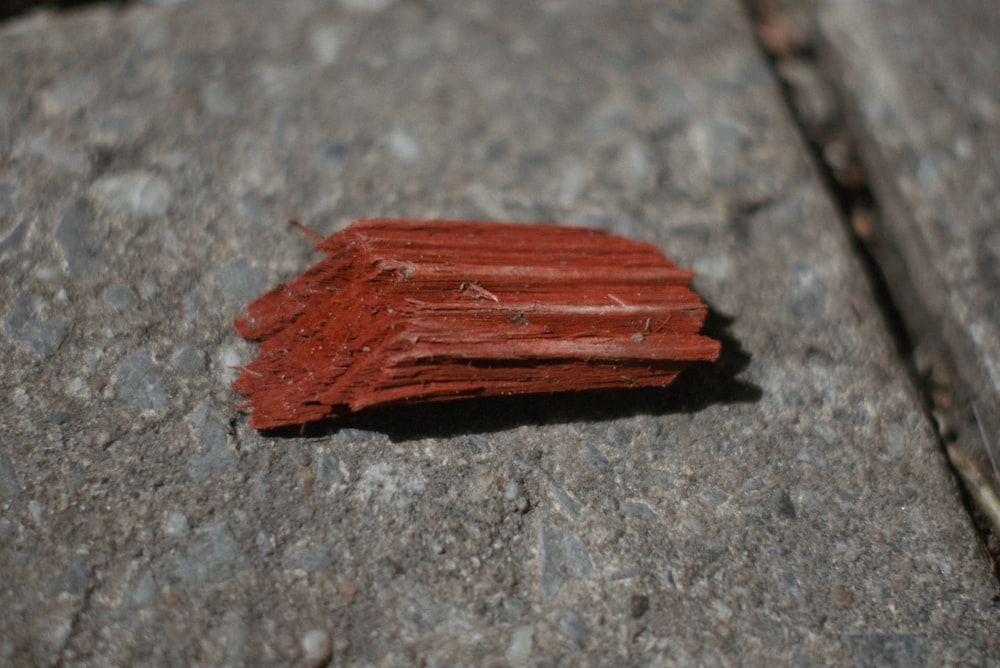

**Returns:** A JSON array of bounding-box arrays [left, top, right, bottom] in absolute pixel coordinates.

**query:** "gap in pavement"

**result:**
[[741, 0, 1000, 575], [0, 0, 130, 22]]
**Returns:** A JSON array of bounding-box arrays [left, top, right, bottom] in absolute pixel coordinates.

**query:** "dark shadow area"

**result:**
[[257, 308, 761, 442], [0, 0, 128, 22]]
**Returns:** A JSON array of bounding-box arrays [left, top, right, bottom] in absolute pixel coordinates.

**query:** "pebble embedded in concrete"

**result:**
[[216, 258, 269, 305], [113, 350, 168, 414], [554, 608, 588, 647], [167, 522, 246, 588], [539, 524, 593, 600], [185, 400, 238, 482], [0, 450, 21, 503], [301, 629, 332, 667], [90, 172, 172, 219], [101, 284, 135, 314], [3, 293, 71, 358], [163, 511, 190, 539]]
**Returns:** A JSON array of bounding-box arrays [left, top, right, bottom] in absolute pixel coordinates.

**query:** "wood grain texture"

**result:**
[[234, 219, 720, 430]]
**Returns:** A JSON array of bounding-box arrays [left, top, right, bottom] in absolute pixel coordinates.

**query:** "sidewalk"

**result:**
[[1, 1, 996, 664], [818, 0, 1000, 536]]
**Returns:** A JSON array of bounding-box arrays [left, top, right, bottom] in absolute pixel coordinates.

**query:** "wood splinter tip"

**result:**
[[288, 219, 324, 244]]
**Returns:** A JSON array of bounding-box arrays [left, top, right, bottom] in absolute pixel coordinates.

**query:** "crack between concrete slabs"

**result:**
[[740, 0, 1000, 579]]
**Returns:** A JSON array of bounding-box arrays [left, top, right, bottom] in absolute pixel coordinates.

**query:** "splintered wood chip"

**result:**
[[233, 219, 720, 430]]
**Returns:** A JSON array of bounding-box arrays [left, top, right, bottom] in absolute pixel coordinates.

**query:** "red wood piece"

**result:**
[[234, 219, 720, 430]]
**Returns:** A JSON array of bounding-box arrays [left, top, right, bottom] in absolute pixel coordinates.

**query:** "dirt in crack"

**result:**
[[743, 0, 1000, 574]]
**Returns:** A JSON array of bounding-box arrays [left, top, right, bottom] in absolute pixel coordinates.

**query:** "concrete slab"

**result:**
[[1, 0, 997, 664], [817, 0, 1000, 513]]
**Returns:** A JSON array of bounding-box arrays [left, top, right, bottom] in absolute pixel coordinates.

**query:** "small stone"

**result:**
[[163, 511, 190, 538], [502, 597, 526, 619], [168, 522, 246, 587], [26, 135, 87, 173], [784, 262, 828, 320], [172, 346, 207, 373], [621, 502, 657, 521], [557, 160, 587, 207], [282, 541, 333, 573], [301, 629, 332, 667], [309, 27, 343, 65], [386, 127, 420, 163], [40, 77, 99, 116], [216, 258, 269, 304], [238, 192, 271, 225], [547, 482, 581, 519], [56, 199, 104, 278], [848, 633, 923, 667], [185, 400, 237, 482], [582, 444, 611, 471], [467, 435, 491, 454], [539, 524, 593, 600], [706, 118, 752, 185], [113, 350, 168, 414], [28, 500, 43, 524], [617, 141, 656, 193], [361, 463, 426, 512], [50, 554, 91, 596], [201, 81, 239, 118], [337, 428, 375, 444], [0, 217, 30, 255], [3, 293, 72, 358], [130, 566, 159, 607], [102, 283, 135, 314], [396, 589, 444, 636], [92, 112, 141, 148], [45, 411, 69, 425], [506, 626, 534, 664], [315, 451, 345, 491], [256, 530, 275, 556], [554, 608, 588, 647], [339, 0, 396, 10], [321, 143, 350, 166], [90, 171, 172, 218], [0, 450, 20, 503]]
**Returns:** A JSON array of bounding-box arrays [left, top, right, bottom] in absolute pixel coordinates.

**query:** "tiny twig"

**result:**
[[947, 444, 1000, 534], [972, 401, 1000, 483], [289, 219, 323, 244]]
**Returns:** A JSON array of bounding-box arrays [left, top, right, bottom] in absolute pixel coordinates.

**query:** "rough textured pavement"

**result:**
[[1, 1, 997, 665], [817, 0, 1000, 519]]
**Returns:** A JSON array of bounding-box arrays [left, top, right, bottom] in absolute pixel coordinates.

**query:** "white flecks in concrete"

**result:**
[[309, 26, 343, 66], [40, 78, 99, 117], [164, 511, 191, 539], [558, 160, 587, 207], [91, 172, 172, 218], [386, 127, 420, 163], [506, 626, 535, 664], [301, 629, 332, 667], [339, 0, 396, 11]]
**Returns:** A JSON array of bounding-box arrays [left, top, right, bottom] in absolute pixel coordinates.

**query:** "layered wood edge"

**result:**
[[234, 219, 721, 430]]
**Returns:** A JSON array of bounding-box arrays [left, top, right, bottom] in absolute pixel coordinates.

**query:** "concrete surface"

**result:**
[[0, 0, 997, 665], [817, 0, 1000, 499]]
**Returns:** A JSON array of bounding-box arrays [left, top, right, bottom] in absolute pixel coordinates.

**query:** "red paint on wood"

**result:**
[[234, 219, 720, 430]]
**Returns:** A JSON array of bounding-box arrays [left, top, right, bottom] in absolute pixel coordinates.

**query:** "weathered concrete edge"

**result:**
[[814, 4, 1000, 532]]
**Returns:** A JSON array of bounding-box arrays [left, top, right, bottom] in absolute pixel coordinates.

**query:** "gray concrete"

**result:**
[[818, 0, 1000, 496], [0, 1, 996, 665]]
